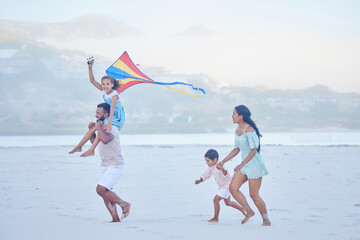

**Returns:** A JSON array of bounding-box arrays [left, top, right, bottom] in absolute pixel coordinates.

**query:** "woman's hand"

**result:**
[[216, 161, 224, 170], [234, 163, 245, 172]]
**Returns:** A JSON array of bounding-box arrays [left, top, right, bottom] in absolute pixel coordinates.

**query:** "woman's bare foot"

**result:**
[[69, 147, 82, 154], [121, 202, 131, 220], [262, 213, 271, 226], [241, 210, 255, 224], [208, 218, 219, 222], [80, 150, 94, 157]]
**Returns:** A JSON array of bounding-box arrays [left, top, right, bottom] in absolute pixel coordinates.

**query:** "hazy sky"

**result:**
[[1, 0, 360, 93]]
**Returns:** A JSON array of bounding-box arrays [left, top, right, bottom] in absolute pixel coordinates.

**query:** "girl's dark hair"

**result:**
[[204, 149, 219, 161], [101, 75, 120, 90], [235, 105, 262, 152]]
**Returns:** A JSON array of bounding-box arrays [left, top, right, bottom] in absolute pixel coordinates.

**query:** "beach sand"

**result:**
[[0, 145, 359, 240]]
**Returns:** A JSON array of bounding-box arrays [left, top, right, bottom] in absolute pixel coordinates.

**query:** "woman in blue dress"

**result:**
[[216, 105, 271, 226]]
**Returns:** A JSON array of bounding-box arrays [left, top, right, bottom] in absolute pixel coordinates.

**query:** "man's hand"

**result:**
[[105, 124, 112, 133]]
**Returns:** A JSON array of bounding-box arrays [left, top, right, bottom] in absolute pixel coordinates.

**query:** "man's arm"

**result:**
[[97, 121, 114, 144]]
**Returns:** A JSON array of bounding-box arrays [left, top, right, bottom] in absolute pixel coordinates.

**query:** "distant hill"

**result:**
[[0, 19, 359, 135], [0, 14, 144, 40]]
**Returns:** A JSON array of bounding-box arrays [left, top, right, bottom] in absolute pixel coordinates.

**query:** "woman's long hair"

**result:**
[[235, 105, 262, 152]]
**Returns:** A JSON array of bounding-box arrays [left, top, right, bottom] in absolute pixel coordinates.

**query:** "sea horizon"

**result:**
[[1, 131, 360, 148]]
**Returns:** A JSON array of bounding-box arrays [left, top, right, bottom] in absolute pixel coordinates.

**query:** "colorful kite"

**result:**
[[106, 51, 206, 97]]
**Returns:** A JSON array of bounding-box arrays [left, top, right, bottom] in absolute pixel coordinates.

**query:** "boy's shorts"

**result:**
[[216, 188, 231, 199], [98, 165, 125, 190]]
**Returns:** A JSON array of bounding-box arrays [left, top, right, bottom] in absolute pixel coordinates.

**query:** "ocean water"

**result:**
[[0, 132, 359, 147]]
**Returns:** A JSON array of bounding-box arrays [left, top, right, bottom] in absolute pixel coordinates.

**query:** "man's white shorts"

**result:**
[[216, 188, 231, 199], [98, 165, 125, 190]]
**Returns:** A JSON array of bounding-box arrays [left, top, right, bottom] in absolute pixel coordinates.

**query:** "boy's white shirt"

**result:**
[[200, 165, 232, 190]]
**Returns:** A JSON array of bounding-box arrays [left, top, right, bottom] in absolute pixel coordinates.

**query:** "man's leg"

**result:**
[[96, 185, 131, 220], [104, 199, 120, 222]]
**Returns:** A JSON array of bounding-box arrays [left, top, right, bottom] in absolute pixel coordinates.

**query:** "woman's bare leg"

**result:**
[[248, 178, 271, 226], [69, 126, 97, 154], [229, 172, 255, 224]]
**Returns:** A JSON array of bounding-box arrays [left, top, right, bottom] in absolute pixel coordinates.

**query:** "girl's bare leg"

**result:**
[[229, 172, 255, 224], [69, 126, 97, 154], [248, 178, 271, 226], [81, 134, 100, 157], [224, 197, 246, 216]]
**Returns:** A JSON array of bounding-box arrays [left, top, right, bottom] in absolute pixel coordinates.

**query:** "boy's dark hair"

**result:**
[[204, 149, 219, 161], [97, 103, 110, 114]]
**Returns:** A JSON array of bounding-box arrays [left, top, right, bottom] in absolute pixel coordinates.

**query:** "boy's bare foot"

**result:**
[[121, 202, 131, 220], [208, 218, 219, 222], [80, 150, 94, 157], [241, 210, 255, 224], [69, 147, 82, 154]]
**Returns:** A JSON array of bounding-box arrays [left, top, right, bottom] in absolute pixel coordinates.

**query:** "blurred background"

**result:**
[[0, 0, 359, 135]]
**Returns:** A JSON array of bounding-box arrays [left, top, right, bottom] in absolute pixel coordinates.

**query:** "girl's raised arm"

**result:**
[[88, 60, 102, 91], [105, 94, 118, 133]]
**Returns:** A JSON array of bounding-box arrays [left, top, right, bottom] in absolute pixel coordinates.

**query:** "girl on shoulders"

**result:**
[[69, 59, 125, 157]]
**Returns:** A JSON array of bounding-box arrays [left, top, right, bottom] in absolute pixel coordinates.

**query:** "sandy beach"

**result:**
[[0, 144, 359, 240]]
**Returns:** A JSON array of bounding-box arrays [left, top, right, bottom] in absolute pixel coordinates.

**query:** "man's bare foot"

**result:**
[[110, 219, 120, 222], [241, 210, 255, 224], [208, 218, 219, 222], [69, 147, 82, 154], [121, 202, 131, 220], [80, 150, 94, 157]]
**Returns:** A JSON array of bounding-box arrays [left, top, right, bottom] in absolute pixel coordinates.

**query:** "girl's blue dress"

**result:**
[[234, 131, 269, 179], [102, 90, 125, 131]]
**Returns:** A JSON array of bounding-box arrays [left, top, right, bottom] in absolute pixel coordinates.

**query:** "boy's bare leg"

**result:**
[[81, 134, 100, 157], [69, 126, 97, 154], [229, 172, 255, 224], [96, 185, 131, 220], [208, 195, 222, 222], [104, 199, 120, 222], [224, 197, 247, 216]]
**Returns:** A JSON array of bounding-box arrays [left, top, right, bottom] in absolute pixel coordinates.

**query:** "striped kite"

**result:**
[[106, 51, 206, 97]]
